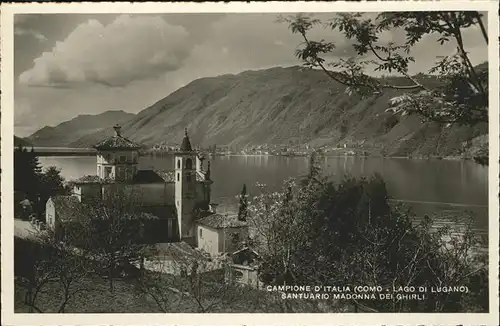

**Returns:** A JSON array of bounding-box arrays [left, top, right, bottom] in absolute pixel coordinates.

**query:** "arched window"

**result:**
[[177, 173, 180, 182], [186, 158, 193, 169], [177, 159, 181, 169]]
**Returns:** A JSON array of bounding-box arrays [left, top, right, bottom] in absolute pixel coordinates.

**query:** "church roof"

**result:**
[[153, 170, 176, 182], [133, 170, 172, 183], [94, 124, 141, 150], [179, 128, 193, 152], [196, 213, 247, 229]]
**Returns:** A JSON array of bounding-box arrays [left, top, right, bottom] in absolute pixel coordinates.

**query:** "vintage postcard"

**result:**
[[1, 1, 499, 325]]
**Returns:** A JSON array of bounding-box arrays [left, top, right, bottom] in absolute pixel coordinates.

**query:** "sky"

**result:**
[[14, 13, 488, 137]]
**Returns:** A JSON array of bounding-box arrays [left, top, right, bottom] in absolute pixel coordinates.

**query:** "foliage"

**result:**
[[14, 145, 68, 218], [14, 145, 42, 205], [14, 230, 91, 313], [280, 12, 488, 125], [248, 160, 488, 312], [237, 184, 248, 222], [60, 185, 154, 292]]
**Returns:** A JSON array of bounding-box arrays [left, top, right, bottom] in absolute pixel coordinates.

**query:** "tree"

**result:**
[[62, 185, 154, 292], [248, 172, 488, 312], [37, 166, 68, 217], [15, 229, 91, 313], [14, 145, 42, 205], [237, 184, 248, 222], [280, 12, 488, 125]]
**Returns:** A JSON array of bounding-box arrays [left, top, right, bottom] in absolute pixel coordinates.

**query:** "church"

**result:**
[[45, 124, 248, 256]]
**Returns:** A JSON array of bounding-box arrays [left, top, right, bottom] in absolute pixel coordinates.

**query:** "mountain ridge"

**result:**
[[27, 110, 136, 147], [48, 65, 486, 158]]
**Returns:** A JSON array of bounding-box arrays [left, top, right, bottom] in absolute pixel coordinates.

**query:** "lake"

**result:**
[[39, 154, 489, 238]]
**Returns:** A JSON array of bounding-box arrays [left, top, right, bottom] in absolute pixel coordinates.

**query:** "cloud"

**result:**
[[19, 15, 191, 87], [14, 27, 47, 42]]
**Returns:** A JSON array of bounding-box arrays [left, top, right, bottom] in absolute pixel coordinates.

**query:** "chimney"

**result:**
[[113, 124, 122, 137]]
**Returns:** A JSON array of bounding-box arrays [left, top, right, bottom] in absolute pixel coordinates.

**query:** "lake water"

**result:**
[[39, 154, 489, 238]]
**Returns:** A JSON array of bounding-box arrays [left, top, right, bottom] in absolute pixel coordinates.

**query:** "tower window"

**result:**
[[199, 228, 203, 238], [177, 159, 181, 169], [177, 173, 180, 181], [186, 158, 193, 170]]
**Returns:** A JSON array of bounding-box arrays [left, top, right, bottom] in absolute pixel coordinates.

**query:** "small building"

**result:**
[[225, 247, 262, 289], [195, 213, 248, 256], [45, 195, 82, 234]]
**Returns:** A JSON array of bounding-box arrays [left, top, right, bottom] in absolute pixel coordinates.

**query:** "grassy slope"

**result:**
[[14, 274, 347, 313], [69, 66, 487, 157]]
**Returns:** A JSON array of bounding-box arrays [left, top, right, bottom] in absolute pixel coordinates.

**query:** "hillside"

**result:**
[[69, 66, 487, 158], [28, 110, 135, 147], [14, 136, 32, 147]]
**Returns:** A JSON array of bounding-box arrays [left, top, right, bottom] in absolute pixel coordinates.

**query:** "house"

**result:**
[[195, 213, 248, 256], [225, 247, 262, 289], [45, 195, 82, 234]]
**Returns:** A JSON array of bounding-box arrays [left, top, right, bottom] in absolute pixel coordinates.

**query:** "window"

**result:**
[[186, 174, 192, 182], [186, 158, 193, 169], [233, 270, 244, 280], [117, 167, 125, 180], [230, 232, 240, 244], [119, 155, 127, 163], [199, 228, 203, 238], [177, 173, 180, 182], [177, 159, 181, 169], [105, 167, 112, 178]]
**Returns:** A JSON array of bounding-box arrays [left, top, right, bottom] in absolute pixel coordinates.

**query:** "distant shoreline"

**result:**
[[28, 150, 483, 164]]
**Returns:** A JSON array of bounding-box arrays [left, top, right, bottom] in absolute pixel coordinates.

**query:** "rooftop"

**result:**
[[153, 241, 209, 261], [94, 124, 141, 150], [71, 170, 179, 185], [196, 213, 247, 229], [179, 128, 193, 152], [133, 170, 174, 183], [73, 175, 102, 184]]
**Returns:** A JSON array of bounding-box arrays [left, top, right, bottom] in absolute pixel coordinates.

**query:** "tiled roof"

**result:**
[[123, 212, 159, 220], [51, 195, 82, 221], [154, 170, 176, 182], [196, 213, 247, 229], [138, 205, 176, 219], [154, 241, 208, 261], [73, 175, 102, 184], [133, 170, 168, 183], [94, 135, 141, 150]]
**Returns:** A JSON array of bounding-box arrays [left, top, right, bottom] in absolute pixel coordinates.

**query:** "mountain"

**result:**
[[28, 110, 136, 147], [14, 136, 32, 147], [70, 66, 487, 158]]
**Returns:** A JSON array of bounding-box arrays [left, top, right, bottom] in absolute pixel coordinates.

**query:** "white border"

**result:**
[[1, 1, 499, 325]]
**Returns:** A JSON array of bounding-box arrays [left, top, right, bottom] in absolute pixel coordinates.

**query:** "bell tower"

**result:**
[[175, 128, 197, 241]]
